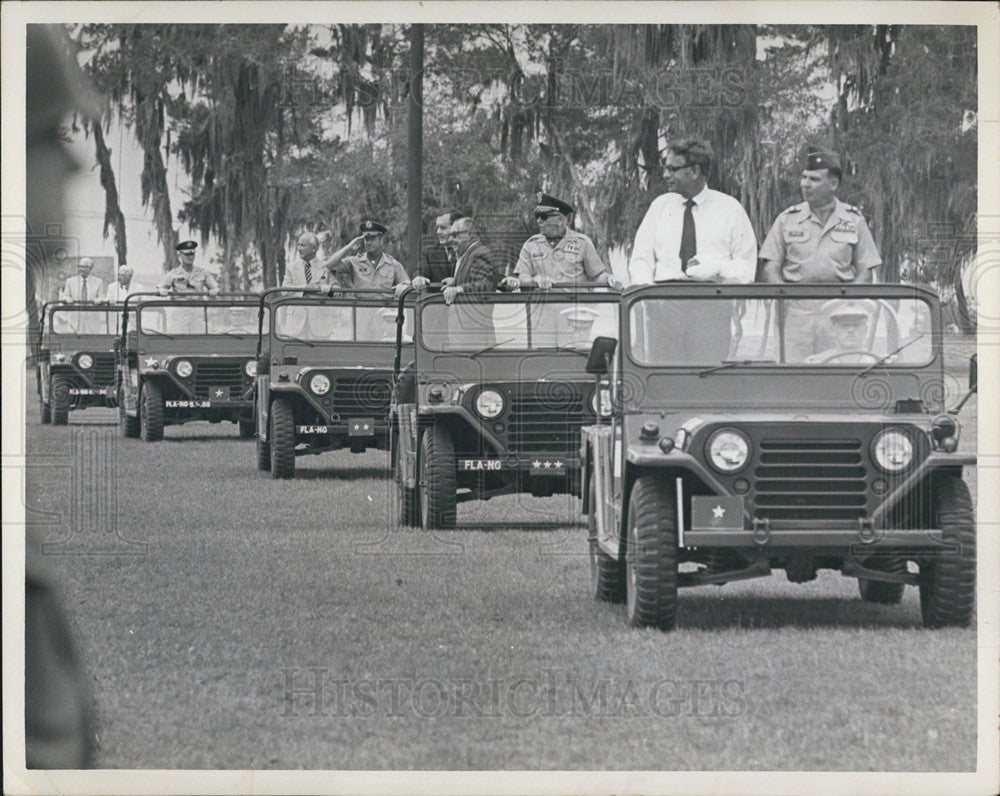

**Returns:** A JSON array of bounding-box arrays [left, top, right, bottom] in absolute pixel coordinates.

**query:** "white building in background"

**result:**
[[63, 118, 220, 290]]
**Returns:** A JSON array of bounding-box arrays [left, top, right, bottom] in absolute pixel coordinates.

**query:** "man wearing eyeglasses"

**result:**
[[439, 215, 497, 305], [628, 137, 757, 284], [501, 193, 622, 291], [156, 240, 221, 296]]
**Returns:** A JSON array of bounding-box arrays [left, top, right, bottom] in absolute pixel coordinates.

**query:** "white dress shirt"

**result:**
[[104, 281, 147, 302], [61, 275, 105, 302], [628, 186, 757, 284]]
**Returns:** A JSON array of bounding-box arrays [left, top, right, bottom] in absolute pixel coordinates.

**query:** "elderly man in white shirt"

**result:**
[[104, 264, 146, 302], [628, 137, 757, 285]]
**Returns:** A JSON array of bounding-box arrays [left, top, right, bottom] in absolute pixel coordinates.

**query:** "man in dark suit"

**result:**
[[414, 209, 463, 285], [442, 216, 497, 304]]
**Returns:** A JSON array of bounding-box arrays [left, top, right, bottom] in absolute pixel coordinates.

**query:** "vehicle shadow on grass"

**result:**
[[675, 593, 923, 630], [291, 466, 391, 481]]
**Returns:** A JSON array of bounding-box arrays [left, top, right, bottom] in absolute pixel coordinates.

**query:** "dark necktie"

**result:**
[[679, 198, 696, 272], [80, 278, 88, 302], [304, 261, 312, 284]]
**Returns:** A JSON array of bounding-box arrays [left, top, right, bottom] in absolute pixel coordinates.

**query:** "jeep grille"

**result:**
[[508, 384, 588, 458], [192, 360, 246, 399], [331, 372, 393, 416], [753, 439, 868, 521], [88, 353, 116, 386]]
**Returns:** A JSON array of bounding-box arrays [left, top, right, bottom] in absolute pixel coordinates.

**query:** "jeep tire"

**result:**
[[590, 473, 625, 603], [858, 556, 906, 604], [625, 474, 678, 630], [139, 381, 164, 442], [256, 426, 271, 471], [50, 374, 71, 425], [119, 386, 140, 438], [269, 398, 295, 479], [40, 397, 51, 425], [919, 476, 975, 628], [395, 430, 419, 527], [419, 422, 456, 529]]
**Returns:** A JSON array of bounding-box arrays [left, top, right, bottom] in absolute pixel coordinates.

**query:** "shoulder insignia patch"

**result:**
[[782, 205, 801, 215], [845, 204, 862, 214]]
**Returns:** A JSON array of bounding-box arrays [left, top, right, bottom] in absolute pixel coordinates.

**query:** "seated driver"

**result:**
[[222, 306, 256, 334], [803, 300, 875, 363]]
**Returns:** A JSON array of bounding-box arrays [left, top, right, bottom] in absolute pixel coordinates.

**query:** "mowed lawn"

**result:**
[[23, 395, 978, 771]]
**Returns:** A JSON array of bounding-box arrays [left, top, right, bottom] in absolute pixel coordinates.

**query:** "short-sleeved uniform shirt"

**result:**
[[331, 252, 409, 290], [157, 265, 220, 293], [759, 200, 882, 282], [514, 229, 608, 284]]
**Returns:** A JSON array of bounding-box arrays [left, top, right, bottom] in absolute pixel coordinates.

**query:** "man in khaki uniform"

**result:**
[[760, 151, 882, 360], [324, 219, 410, 294], [156, 240, 221, 296], [503, 193, 621, 290]]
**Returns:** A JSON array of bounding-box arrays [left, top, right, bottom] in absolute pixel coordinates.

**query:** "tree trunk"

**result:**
[[136, 96, 177, 270], [952, 259, 975, 335], [91, 119, 128, 266]]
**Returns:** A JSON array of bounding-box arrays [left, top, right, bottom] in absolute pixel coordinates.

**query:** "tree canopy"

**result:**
[[71, 22, 978, 328]]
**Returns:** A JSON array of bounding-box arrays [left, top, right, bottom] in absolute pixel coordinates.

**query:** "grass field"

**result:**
[[23, 389, 978, 771]]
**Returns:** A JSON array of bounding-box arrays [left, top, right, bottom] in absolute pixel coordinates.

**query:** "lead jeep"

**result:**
[[117, 293, 263, 441], [254, 287, 413, 479], [37, 301, 122, 424], [392, 286, 619, 529], [582, 283, 976, 630]]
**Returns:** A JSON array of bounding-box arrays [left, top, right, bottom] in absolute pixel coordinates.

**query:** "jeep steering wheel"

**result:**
[[820, 350, 880, 364]]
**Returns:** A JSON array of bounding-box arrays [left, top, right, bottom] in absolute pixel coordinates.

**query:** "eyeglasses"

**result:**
[[534, 211, 563, 221], [663, 163, 693, 175]]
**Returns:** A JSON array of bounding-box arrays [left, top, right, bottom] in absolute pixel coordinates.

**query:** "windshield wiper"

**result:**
[[698, 359, 777, 377], [858, 334, 926, 377], [470, 338, 514, 358], [550, 345, 589, 357], [279, 335, 317, 347]]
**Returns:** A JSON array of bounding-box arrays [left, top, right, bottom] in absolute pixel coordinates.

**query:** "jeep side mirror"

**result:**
[[969, 354, 977, 392], [586, 337, 618, 375]]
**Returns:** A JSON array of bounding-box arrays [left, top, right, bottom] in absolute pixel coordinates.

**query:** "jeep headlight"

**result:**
[[706, 429, 751, 473], [309, 373, 331, 396], [590, 388, 612, 417], [475, 389, 504, 419], [244, 359, 257, 377], [175, 359, 193, 378], [77, 353, 93, 370], [872, 429, 913, 472]]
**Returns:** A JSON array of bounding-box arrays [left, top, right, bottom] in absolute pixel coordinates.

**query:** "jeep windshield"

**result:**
[[628, 295, 933, 368], [140, 304, 267, 336], [50, 307, 122, 335], [273, 303, 412, 343], [420, 296, 619, 352]]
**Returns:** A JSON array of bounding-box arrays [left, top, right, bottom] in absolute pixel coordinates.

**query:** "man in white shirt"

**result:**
[[628, 137, 757, 285], [60, 258, 104, 302], [628, 138, 757, 362], [104, 264, 146, 302], [282, 231, 329, 289]]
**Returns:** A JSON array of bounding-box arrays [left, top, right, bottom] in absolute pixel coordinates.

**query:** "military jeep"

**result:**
[[254, 287, 412, 479], [37, 301, 122, 424], [392, 286, 619, 529], [117, 293, 263, 441], [582, 283, 976, 630]]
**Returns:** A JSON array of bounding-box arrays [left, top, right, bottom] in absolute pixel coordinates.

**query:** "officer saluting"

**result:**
[[759, 151, 882, 284], [323, 218, 410, 296], [156, 240, 221, 296], [502, 193, 621, 290]]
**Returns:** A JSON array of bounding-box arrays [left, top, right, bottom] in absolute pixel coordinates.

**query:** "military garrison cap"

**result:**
[[175, 240, 198, 252], [534, 192, 574, 216], [822, 299, 874, 320], [360, 218, 388, 235], [805, 151, 842, 173]]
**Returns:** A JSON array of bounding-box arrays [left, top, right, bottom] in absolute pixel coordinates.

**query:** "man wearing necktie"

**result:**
[[282, 232, 329, 289], [628, 137, 757, 284], [627, 138, 757, 362], [61, 258, 104, 303]]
